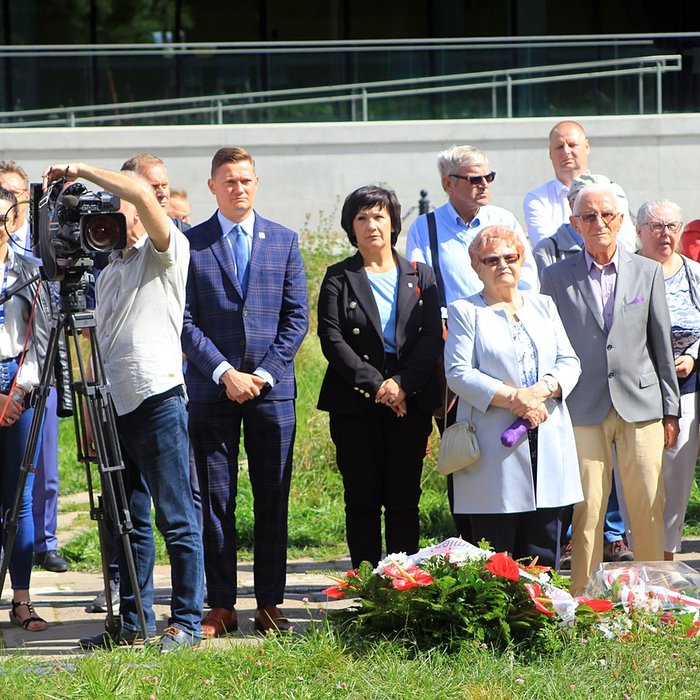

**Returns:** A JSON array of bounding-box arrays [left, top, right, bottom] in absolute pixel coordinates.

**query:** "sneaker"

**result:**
[[559, 541, 572, 570], [86, 578, 120, 614], [78, 628, 153, 650], [603, 540, 634, 562], [157, 626, 200, 653]]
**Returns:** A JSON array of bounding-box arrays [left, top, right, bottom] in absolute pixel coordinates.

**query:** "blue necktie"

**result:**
[[230, 224, 250, 293]]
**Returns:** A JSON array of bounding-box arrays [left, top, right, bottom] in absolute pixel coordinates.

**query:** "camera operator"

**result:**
[[41, 162, 203, 652], [0, 187, 54, 632]]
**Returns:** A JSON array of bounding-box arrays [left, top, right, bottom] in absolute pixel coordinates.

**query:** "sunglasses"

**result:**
[[574, 211, 619, 225], [479, 253, 520, 267], [449, 171, 496, 185]]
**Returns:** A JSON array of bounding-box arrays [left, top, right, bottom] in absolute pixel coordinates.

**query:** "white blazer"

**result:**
[[445, 292, 583, 514]]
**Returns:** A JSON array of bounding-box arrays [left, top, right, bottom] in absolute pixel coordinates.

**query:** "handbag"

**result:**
[[436, 306, 480, 475], [437, 417, 480, 475]]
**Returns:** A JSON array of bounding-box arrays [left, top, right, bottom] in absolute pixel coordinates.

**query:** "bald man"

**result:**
[[524, 121, 637, 251], [523, 121, 591, 247]]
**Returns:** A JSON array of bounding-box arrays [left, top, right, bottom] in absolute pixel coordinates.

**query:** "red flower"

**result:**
[[322, 584, 348, 599], [524, 583, 555, 617], [383, 563, 434, 590], [322, 569, 360, 600], [686, 621, 700, 638], [575, 597, 614, 613], [485, 552, 520, 582], [519, 560, 551, 576]]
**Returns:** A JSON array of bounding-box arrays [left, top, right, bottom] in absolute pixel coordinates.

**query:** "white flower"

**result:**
[[374, 551, 408, 575]]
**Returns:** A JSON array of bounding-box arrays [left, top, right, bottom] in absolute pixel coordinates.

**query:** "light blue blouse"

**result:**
[[366, 267, 399, 353]]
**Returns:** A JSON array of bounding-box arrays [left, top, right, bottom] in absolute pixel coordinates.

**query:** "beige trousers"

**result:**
[[570, 408, 665, 595]]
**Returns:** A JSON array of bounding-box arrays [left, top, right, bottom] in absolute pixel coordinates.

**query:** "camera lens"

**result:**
[[81, 214, 127, 252]]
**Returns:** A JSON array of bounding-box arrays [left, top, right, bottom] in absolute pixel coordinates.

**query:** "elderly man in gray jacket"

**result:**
[[541, 183, 680, 594]]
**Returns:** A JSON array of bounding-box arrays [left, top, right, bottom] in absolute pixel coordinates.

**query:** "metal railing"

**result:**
[[0, 53, 682, 127]]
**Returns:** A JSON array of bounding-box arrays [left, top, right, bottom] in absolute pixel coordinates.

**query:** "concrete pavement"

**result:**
[[0, 558, 352, 657]]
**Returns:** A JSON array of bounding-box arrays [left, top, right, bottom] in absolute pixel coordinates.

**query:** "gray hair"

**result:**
[[636, 199, 682, 226], [437, 145, 488, 177], [572, 184, 620, 215]]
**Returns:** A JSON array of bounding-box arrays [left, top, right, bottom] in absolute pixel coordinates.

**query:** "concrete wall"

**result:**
[[1, 114, 699, 238]]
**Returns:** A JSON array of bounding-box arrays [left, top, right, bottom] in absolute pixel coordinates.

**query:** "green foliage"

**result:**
[[325, 555, 566, 658]]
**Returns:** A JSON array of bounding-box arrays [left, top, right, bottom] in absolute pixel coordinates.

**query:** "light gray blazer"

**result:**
[[445, 293, 583, 514], [540, 248, 680, 426]]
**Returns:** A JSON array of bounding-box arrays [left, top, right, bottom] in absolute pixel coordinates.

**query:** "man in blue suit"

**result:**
[[182, 147, 308, 636]]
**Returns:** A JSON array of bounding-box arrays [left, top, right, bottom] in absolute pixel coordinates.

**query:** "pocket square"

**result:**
[[628, 295, 645, 304]]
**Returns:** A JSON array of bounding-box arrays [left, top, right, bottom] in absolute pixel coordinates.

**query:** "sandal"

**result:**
[[10, 600, 48, 632]]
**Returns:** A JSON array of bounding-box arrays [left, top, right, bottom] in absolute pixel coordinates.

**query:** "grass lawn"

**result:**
[[1, 628, 699, 698]]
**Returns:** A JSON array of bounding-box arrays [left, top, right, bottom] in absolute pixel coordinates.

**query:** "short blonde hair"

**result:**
[[468, 225, 525, 269]]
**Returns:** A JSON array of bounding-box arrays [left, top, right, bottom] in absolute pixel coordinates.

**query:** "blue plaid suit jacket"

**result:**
[[182, 211, 309, 402]]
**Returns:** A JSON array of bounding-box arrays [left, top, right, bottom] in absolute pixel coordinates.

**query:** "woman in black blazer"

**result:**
[[317, 185, 443, 567]]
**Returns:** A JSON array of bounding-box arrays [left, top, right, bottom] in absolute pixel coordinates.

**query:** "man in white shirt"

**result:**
[[41, 161, 203, 653], [523, 121, 636, 249]]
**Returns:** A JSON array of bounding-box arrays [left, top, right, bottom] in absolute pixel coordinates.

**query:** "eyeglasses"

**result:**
[[479, 253, 520, 267], [449, 171, 496, 185], [574, 211, 619, 225], [642, 221, 682, 234]]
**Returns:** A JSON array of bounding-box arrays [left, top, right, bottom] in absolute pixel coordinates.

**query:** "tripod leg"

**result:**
[[67, 315, 149, 641]]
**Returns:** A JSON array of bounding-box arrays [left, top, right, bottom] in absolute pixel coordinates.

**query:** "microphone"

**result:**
[[61, 195, 80, 208]]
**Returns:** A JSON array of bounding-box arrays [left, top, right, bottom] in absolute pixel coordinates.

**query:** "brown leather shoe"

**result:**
[[254, 605, 292, 633], [603, 540, 634, 562], [201, 607, 238, 638]]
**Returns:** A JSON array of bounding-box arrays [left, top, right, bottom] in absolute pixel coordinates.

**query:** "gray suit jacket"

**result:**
[[540, 248, 680, 426]]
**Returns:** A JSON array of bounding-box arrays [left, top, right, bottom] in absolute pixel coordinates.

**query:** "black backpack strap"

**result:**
[[427, 212, 447, 310]]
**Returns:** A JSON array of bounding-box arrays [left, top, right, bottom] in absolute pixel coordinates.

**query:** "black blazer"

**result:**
[[317, 251, 442, 415]]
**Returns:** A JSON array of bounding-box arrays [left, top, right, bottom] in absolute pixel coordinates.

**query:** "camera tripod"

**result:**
[[0, 268, 148, 642]]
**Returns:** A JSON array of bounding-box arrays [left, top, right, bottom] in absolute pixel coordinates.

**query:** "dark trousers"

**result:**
[[189, 398, 296, 609], [329, 406, 433, 568], [469, 509, 562, 568]]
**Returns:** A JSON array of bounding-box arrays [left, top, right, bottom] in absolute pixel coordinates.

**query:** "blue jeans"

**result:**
[[115, 391, 203, 637], [0, 359, 37, 590], [33, 386, 60, 553]]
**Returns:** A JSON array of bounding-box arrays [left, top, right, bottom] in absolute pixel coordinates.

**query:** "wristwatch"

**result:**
[[541, 374, 557, 395]]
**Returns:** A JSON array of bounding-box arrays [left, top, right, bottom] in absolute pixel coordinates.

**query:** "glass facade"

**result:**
[[1, 1, 699, 124]]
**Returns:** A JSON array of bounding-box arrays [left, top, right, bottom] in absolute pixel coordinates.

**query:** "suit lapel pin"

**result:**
[[258, 231, 266, 239], [407, 282, 414, 288]]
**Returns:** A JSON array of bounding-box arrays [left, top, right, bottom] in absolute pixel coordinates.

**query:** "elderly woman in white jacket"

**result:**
[[444, 225, 583, 568]]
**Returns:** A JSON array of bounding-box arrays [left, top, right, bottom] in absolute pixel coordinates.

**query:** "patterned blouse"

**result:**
[[510, 319, 539, 388], [665, 264, 700, 394]]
